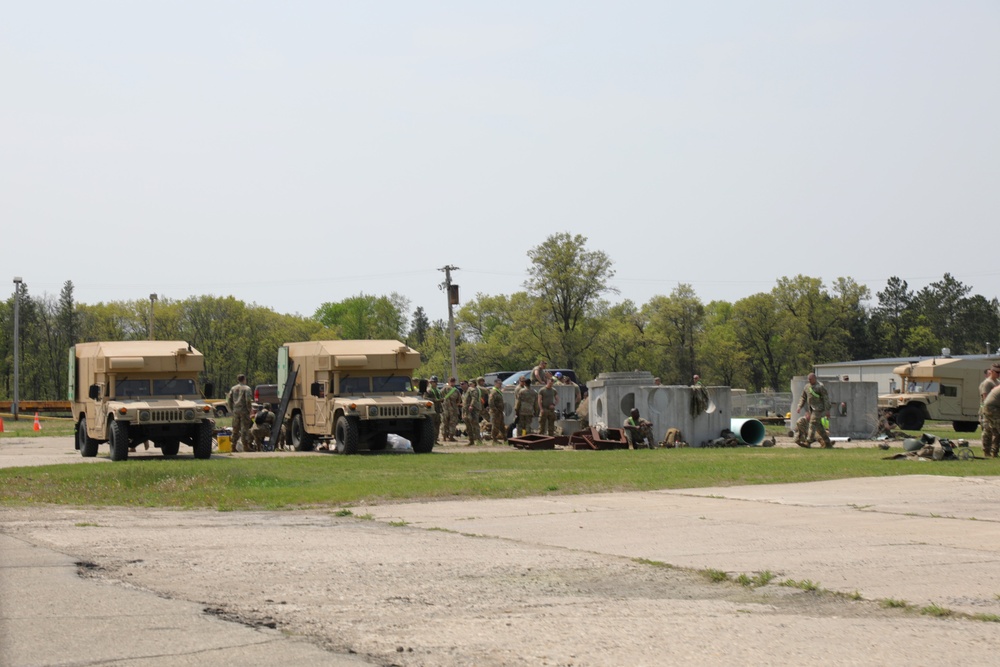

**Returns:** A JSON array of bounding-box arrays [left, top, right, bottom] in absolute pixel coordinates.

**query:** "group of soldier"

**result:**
[[225, 374, 286, 453], [417, 360, 584, 445]]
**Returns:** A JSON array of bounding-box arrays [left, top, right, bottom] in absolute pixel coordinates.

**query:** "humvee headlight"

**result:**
[[368, 406, 378, 416], [138, 410, 150, 422], [409, 405, 419, 416], [184, 409, 195, 420]]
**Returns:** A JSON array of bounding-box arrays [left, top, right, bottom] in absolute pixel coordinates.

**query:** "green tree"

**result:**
[[696, 301, 747, 387], [642, 284, 704, 384], [524, 232, 617, 369], [732, 293, 799, 391], [408, 306, 430, 347], [871, 276, 914, 357], [314, 293, 410, 340]]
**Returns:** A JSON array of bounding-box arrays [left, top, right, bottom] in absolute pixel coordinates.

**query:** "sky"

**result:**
[[3, 1, 999, 325]]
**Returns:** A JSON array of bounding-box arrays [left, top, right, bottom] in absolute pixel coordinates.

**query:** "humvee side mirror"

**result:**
[[204, 382, 215, 398], [88, 385, 100, 400], [310, 382, 324, 398]]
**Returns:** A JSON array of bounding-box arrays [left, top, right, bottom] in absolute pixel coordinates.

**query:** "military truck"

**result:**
[[877, 355, 1000, 431], [70, 341, 216, 461], [278, 340, 436, 454]]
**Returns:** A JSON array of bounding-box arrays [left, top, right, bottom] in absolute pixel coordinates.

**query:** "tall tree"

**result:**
[[642, 284, 704, 383], [871, 276, 914, 357], [408, 306, 430, 347], [524, 232, 617, 369], [314, 293, 410, 340]]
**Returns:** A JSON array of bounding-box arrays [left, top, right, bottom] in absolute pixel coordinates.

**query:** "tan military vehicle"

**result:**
[[70, 341, 216, 461], [278, 340, 436, 454], [877, 355, 1000, 432]]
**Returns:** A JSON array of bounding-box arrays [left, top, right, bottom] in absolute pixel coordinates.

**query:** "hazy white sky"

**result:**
[[4, 1, 998, 324]]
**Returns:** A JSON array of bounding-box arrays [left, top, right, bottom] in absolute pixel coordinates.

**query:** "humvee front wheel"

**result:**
[[291, 413, 315, 451], [335, 416, 359, 455], [109, 421, 129, 461], [411, 418, 435, 454], [77, 417, 99, 458], [193, 422, 213, 459], [895, 405, 925, 431]]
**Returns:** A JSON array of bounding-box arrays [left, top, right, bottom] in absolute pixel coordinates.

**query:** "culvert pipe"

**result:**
[[730, 418, 766, 446]]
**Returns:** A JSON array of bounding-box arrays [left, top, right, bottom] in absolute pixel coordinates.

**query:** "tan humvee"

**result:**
[[69, 341, 216, 461], [278, 340, 436, 454], [878, 355, 1000, 432]]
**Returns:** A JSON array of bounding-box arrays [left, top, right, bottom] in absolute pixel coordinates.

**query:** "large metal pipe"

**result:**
[[730, 418, 766, 446]]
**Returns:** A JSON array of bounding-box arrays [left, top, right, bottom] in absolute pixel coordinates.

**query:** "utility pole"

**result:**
[[12, 277, 22, 421], [149, 293, 158, 340], [438, 265, 459, 380]]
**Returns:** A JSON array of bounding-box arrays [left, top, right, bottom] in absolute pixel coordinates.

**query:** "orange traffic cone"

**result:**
[[33, 413, 41, 431]]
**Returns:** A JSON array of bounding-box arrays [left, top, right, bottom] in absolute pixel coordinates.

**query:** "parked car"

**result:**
[[501, 369, 579, 386], [483, 371, 517, 385], [254, 384, 280, 408]]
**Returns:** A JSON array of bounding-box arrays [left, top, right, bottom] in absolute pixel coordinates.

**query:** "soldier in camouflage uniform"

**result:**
[[537, 377, 558, 436], [623, 408, 654, 449], [983, 376, 1000, 458], [226, 374, 254, 452], [793, 415, 810, 448], [463, 377, 484, 445], [515, 379, 538, 437], [796, 373, 832, 448], [979, 365, 999, 458], [250, 403, 275, 452], [441, 377, 461, 442], [426, 375, 443, 443], [488, 378, 506, 443]]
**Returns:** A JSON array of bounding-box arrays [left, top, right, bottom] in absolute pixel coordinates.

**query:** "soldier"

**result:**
[[982, 366, 1000, 458], [488, 378, 506, 444], [226, 373, 254, 452], [537, 377, 558, 436], [531, 359, 549, 386], [623, 408, 654, 449], [796, 372, 832, 448], [556, 372, 581, 410], [515, 378, 538, 437], [250, 403, 275, 452], [980, 365, 1000, 458], [793, 414, 811, 448], [441, 377, 461, 442], [426, 375, 443, 443], [463, 377, 484, 445]]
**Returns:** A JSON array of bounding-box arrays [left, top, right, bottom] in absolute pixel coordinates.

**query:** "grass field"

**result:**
[[1, 443, 994, 511]]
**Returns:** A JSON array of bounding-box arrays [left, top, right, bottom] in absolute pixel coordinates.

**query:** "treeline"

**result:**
[[1, 235, 997, 400]]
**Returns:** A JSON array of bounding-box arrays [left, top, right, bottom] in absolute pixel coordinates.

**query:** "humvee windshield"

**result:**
[[906, 380, 939, 393], [372, 376, 412, 393], [115, 378, 198, 397], [340, 377, 371, 394], [153, 378, 197, 396], [116, 379, 151, 398]]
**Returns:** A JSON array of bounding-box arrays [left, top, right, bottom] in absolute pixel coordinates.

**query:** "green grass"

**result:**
[[0, 444, 995, 510], [0, 416, 76, 437]]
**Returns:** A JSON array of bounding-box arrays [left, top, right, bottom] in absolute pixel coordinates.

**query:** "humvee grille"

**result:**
[[377, 406, 408, 418], [151, 409, 183, 422]]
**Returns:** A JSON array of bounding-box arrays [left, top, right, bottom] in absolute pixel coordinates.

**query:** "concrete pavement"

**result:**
[[366, 474, 1000, 617]]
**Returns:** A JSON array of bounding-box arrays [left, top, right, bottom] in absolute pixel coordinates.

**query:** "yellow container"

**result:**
[[217, 435, 232, 453]]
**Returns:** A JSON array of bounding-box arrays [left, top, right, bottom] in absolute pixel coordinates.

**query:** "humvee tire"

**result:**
[[77, 417, 99, 458], [953, 421, 979, 433], [193, 421, 213, 459], [291, 413, 315, 451], [160, 439, 180, 457], [411, 418, 435, 454], [109, 421, 130, 461], [335, 415, 359, 455], [895, 405, 925, 431]]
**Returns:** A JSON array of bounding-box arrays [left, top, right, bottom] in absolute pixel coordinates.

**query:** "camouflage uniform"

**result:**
[[463, 384, 483, 444], [441, 383, 461, 442], [794, 415, 810, 447], [227, 380, 254, 452], [488, 386, 506, 443], [624, 415, 654, 449], [515, 385, 538, 436], [983, 384, 1000, 458], [250, 408, 275, 452], [537, 384, 558, 436], [426, 383, 443, 443], [796, 380, 832, 448], [979, 376, 998, 457]]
